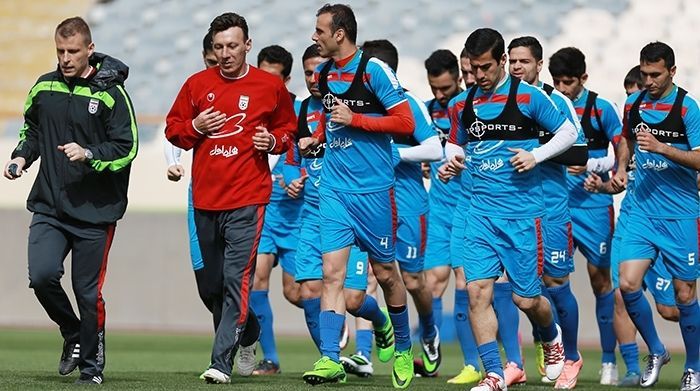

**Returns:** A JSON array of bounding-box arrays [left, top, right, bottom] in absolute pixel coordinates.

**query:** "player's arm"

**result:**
[[163, 137, 185, 181], [611, 98, 636, 191], [586, 154, 615, 173], [165, 81, 222, 150], [583, 172, 624, 194], [395, 95, 442, 163], [545, 91, 588, 166], [261, 80, 298, 154], [282, 144, 305, 198], [6, 83, 41, 178]]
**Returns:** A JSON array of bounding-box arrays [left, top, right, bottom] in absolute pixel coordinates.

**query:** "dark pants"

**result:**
[[195, 205, 265, 375], [27, 213, 115, 377]]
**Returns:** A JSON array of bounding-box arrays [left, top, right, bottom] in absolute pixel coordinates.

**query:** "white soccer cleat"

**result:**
[[542, 324, 565, 381], [236, 343, 257, 377], [203, 368, 231, 384], [599, 362, 618, 385]]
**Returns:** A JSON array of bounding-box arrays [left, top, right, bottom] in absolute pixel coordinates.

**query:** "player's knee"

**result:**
[[402, 272, 423, 292], [617, 276, 641, 294], [512, 295, 537, 312], [28, 269, 62, 291], [674, 286, 696, 306], [344, 290, 365, 313], [466, 282, 488, 310], [656, 304, 680, 322], [372, 262, 398, 285], [283, 285, 300, 306]]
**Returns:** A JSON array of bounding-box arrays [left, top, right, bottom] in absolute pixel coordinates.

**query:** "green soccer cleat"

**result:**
[[375, 308, 395, 363], [392, 349, 414, 389], [302, 356, 347, 385]]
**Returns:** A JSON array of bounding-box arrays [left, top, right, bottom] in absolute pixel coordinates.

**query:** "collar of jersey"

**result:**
[[334, 50, 359, 69], [219, 64, 250, 80], [647, 84, 677, 103], [478, 72, 509, 98], [574, 87, 587, 104]]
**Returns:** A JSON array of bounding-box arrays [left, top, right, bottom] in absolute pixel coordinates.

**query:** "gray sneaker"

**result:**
[[236, 343, 257, 377], [617, 371, 641, 387], [640, 350, 670, 387], [681, 369, 699, 391]]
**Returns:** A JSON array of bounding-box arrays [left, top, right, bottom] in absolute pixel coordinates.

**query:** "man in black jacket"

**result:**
[[3, 16, 138, 385]]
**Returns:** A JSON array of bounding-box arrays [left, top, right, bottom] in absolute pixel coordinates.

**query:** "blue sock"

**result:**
[[388, 305, 411, 352], [478, 340, 504, 378], [319, 310, 345, 362], [301, 297, 321, 352], [250, 290, 278, 364], [678, 300, 700, 371], [348, 295, 387, 329], [532, 283, 559, 342], [493, 282, 522, 367], [455, 289, 480, 368], [420, 310, 437, 342], [548, 282, 580, 361], [596, 290, 617, 364], [356, 329, 373, 359], [433, 297, 443, 331], [622, 289, 665, 355], [620, 342, 640, 374], [538, 319, 558, 343]]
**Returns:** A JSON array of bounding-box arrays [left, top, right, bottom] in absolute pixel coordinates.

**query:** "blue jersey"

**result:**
[[450, 75, 569, 218], [447, 91, 473, 208], [393, 91, 438, 216], [623, 85, 700, 219], [270, 97, 303, 202], [316, 50, 407, 193], [540, 86, 587, 222], [283, 97, 325, 206], [427, 95, 462, 214], [568, 89, 622, 208]]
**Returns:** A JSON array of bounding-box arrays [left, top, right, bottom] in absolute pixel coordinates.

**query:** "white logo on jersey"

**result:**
[[472, 140, 504, 155], [239, 95, 249, 110], [207, 93, 215, 102], [469, 120, 487, 138], [322, 93, 335, 111], [310, 159, 323, 171], [88, 99, 99, 114], [329, 137, 353, 149], [640, 159, 669, 171], [209, 145, 239, 158], [478, 158, 504, 172], [209, 113, 246, 139]]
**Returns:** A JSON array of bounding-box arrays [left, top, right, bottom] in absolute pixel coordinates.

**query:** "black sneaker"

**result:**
[[75, 373, 103, 385], [252, 359, 281, 375], [58, 341, 80, 376]]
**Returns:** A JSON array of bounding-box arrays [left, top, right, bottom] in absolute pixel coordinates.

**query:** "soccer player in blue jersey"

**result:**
[[548, 47, 623, 385], [362, 39, 443, 377], [443, 28, 576, 391], [300, 4, 416, 388], [611, 42, 700, 391], [284, 43, 378, 378], [422, 49, 482, 384], [508, 36, 589, 389], [247, 44, 303, 376]]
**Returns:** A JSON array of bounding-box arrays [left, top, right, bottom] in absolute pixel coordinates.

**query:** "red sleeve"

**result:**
[[349, 100, 414, 135], [447, 102, 464, 145], [312, 112, 326, 143], [621, 103, 632, 140], [165, 80, 205, 150], [268, 81, 297, 154]]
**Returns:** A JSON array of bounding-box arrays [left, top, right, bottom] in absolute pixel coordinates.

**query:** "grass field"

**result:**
[[0, 328, 688, 390]]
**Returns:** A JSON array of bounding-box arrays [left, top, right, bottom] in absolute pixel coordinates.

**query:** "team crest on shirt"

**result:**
[[207, 93, 215, 102], [239, 95, 249, 110], [88, 99, 99, 114]]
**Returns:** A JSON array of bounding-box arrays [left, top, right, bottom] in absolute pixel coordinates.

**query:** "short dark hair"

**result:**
[[508, 36, 543, 61], [316, 3, 357, 44], [362, 39, 398, 72], [425, 49, 459, 78], [257, 45, 293, 78], [548, 47, 586, 78], [202, 31, 213, 53], [55, 16, 92, 45], [640, 41, 675, 69], [209, 12, 249, 41], [464, 28, 504, 61], [624, 65, 643, 89], [459, 47, 468, 59], [302, 44, 321, 62]]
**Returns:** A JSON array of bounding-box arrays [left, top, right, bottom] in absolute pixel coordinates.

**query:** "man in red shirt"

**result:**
[[165, 12, 296, 384]]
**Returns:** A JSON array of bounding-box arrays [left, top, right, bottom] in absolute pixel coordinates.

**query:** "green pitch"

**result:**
[[0, 328, 687, 390]]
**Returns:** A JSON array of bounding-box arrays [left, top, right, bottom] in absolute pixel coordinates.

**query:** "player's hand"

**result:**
[[58, 142, 87, 162], [167, 164, 185, 182], [299, 137, 320, 157], [253, 126, 275, 151], [440, 155, 465, 182], [3, 157, 25, 180], [611, 169, 627, 192], [421, 162, 431, 179], [583, 172, 603, 193], [193, 106, 226, 134], [331, 97, 353, 125], [286, 174, 309, 199], [567, 165, 587, 175], [636, 131, 667, 154], [508, 148, 536, 173]]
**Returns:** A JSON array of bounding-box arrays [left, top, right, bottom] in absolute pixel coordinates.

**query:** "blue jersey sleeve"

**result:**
[[596, 96, 622, 144], [366, 57, 407, 111], [521, 84, 567, 134], [683, 94, 700, 149], [405, 91, 438, 143], [551, 90, 586, 145]]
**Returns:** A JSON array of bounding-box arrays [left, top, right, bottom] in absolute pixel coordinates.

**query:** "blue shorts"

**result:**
[[396, 214, 427, 273], [619, 213, 699, 282], [542, 218, 574, 278], [187, 183, 204, 271], [295, 203, 368, 290], [319, 187, 396, 263], [464, 213, 544, 298], [259, 198, 303, 274], [423, 202, 456, 270], [449, 204, 469, 270], [612, 211, 676, 306], [570, 206, 613, 269]]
